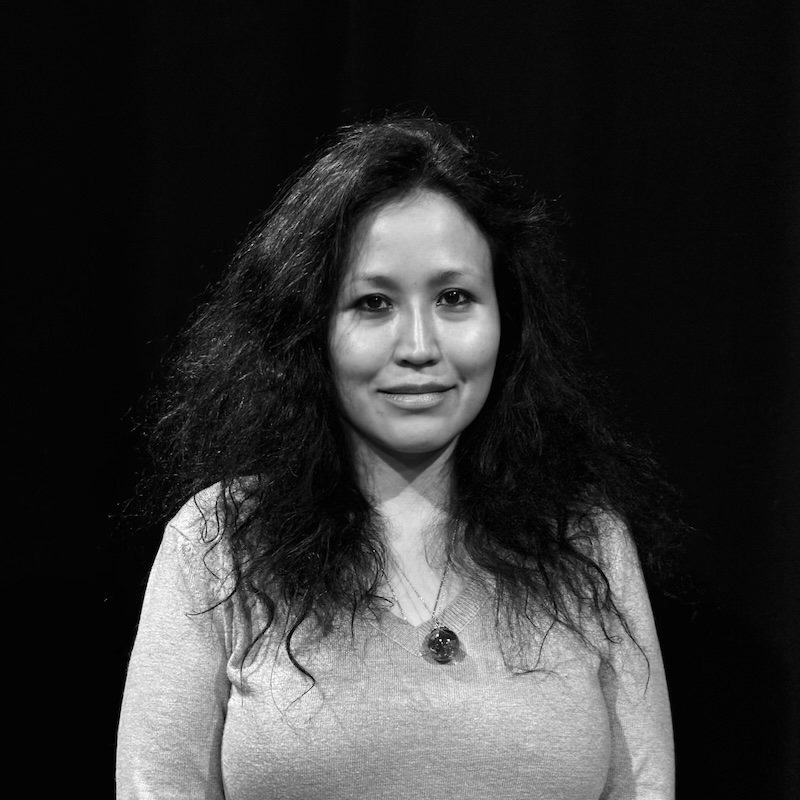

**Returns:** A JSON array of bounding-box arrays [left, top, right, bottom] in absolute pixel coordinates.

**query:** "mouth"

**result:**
[[380, 382, 452, 394], [378, 385, 453, 409]]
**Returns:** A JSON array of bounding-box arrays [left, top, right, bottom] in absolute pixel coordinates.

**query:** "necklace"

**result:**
[[383, 540, 461, 664]]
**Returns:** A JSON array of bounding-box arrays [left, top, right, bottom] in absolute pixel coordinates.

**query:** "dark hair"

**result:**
[[147, 114, 683, 674]]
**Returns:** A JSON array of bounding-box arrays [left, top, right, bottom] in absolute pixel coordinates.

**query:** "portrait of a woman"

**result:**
[[117, 116, 678, 799]]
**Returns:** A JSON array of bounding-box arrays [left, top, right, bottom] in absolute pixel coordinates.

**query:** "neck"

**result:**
[[347, 440, 463, 623], [350, 438, 456, 534]]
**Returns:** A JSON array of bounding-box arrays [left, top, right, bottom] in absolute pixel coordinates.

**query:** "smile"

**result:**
[[379, 388, 453, 409]]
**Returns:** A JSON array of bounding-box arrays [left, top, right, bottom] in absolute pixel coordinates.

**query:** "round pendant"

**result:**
[[426, 626, 460, 663]]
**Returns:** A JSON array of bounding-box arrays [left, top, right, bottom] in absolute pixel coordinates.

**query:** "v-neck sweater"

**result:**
[[117, 492, 674, 799]]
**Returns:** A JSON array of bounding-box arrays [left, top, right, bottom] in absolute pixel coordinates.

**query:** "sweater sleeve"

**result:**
[[598, 519, 675, 800], [116, 500, 232, 800]]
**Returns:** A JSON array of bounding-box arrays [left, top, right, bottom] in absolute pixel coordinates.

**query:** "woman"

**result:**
[[117, 115, 677, 798]]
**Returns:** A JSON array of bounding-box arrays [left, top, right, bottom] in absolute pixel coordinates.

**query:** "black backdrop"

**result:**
[[20, 1, 798, 797]]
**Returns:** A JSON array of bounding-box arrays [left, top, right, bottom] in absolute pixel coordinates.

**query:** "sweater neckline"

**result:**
[[366, 572, 491, 660]]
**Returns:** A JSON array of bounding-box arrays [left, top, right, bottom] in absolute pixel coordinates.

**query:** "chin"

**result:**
[[342, 417, 465, 464], [379, 435, 459, 460]]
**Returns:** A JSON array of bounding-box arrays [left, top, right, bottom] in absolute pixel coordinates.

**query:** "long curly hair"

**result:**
[[146, 114, 683, 673]]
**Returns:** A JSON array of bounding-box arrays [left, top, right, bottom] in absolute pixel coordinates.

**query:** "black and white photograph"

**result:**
[[18, 2, 798, 798]]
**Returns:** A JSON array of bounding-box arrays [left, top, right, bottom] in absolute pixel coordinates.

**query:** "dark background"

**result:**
[[19, 1, 797, 797]]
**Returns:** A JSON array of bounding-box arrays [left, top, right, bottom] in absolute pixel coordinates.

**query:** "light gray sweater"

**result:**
[[117, 492, 674, 799]]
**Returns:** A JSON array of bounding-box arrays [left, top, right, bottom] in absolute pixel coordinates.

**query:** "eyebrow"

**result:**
[[352, 269, 481, 289]]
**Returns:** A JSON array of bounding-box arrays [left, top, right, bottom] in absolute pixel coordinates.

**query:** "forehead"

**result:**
[[342, 190, 491, 282]]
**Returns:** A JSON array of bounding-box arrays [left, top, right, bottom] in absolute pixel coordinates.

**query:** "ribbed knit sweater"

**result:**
[[116, 492, 674, 799]]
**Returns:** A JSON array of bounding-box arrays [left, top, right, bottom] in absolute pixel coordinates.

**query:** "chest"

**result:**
[[220, 613, 612, 800]]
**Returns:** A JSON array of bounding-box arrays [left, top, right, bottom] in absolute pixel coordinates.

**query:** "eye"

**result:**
[[355, 295, 391, 312], [437, 289, 472, 307]]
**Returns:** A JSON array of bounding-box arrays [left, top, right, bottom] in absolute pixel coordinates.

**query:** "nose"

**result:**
[[394, 305, 441, 365]]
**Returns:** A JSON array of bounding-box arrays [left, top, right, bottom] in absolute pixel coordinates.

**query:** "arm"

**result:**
[[116, 500, 232, 799], [598, 519, 675, 800]]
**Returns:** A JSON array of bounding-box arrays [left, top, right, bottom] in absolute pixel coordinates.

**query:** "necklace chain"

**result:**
[[378, 530, 462, 664], [382, 528, 456, 626], [390, 554, 451, 624]]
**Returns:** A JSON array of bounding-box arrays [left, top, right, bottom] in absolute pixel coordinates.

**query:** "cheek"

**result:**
[[329, 328, 385, 394], [454, 323, 501, 379]]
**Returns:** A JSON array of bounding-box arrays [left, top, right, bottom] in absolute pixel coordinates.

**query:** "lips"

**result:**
[[378, 383, 453, 410], [379, 382, 452, 394]]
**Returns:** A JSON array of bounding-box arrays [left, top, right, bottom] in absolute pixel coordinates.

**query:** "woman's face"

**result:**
[[328, 190, 501, 465]]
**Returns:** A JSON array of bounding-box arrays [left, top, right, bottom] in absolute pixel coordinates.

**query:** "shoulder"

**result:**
[[570, 508, 635, 561], [160, 482, 241, 599], [572, 509, 646, 599], [580, 511, 658, 633], [165, 477, 260, 546], [166, 483, 227, 546], [592, 510, 638, 566]]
